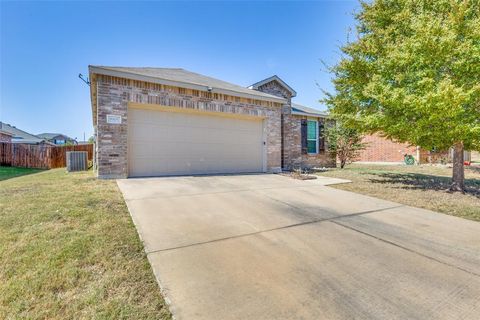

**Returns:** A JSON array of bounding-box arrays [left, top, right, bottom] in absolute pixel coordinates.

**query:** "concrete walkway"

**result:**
[[117, 174, 480, 320]]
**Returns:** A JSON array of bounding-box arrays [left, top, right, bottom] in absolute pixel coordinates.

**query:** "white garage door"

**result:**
[[128, 107, 265, 177]]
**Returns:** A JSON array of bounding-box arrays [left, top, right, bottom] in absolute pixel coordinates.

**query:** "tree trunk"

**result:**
[[450, 142, 465, 192]]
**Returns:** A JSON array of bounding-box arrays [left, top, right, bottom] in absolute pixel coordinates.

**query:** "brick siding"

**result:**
[[282, 115, 335, 169], [357, 134, 417, 162], [93, 75, 283, 178], [253, 80, 335, 170]]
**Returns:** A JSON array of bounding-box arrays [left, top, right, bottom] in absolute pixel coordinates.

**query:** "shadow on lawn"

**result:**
[[468, 166, 480, 174], [367, 172, 480, 198], [0, 166, 45, 181]]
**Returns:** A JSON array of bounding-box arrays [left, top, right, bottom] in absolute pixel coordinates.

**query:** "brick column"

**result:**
[[96, 81, 129, 178]]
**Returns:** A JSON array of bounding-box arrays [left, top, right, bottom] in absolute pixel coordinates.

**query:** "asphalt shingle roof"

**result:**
[[89, 66, 287, 102], [37, 133, 70, 140], [0, 122, 52, 144]]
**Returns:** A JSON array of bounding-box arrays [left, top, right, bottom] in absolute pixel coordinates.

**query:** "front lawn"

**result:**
[[0, 168, 171, 319], [317, 164, 480, 222]]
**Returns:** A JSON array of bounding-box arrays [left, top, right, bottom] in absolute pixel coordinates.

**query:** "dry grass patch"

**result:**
[[0, 167, 171, 319], [317, 164, 480, 221]]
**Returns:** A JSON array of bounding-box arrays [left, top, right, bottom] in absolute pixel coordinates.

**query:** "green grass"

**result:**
[[317, 164, 480, 221], [0, 166, 44, 181], [0, 168, 171, 319]]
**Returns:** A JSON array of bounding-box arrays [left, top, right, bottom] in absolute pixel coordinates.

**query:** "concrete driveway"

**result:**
[[117, 174, 480, 320]]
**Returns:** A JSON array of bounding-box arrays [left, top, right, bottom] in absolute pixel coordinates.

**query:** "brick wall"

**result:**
[[253, 79, 334, 170], [357, 134, 417, 162], [255, 80, 292, 100], [0, 132, 12, 143], [93, 74, 283, 178], [252, 79, 292, 169], [283, 115, 335, 169]]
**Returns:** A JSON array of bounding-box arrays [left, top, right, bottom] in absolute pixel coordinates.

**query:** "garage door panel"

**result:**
[[128, 108, 264, 177]]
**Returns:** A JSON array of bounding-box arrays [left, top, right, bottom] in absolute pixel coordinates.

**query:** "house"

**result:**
[[356, 134, 418, 163], [472, 151, 480, 163], [0, 122, 54, 145], [0, 122, 13, 143], [88, 66, 334, 178], [37, 133, 77, 145], [357, 134, 472, 164]]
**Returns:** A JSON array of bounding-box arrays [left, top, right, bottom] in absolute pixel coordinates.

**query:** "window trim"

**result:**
[[306, 119, 318, 154]]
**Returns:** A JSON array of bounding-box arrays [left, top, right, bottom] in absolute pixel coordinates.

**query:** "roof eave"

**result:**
[[89, 66, 287, 104], [291, 110, 330, 118], [89, 70, 97, 127], [0, 130, 14, 136]]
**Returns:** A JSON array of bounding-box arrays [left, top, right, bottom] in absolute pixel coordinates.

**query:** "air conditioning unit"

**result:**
[[66, 151, 88, 172]]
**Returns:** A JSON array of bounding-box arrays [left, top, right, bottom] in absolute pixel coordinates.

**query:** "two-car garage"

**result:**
[[127, 105, 266, 177]]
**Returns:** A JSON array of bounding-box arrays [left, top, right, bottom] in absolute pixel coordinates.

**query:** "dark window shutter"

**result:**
[[318, 121, 325, 152], [301, 119, 308, 154]]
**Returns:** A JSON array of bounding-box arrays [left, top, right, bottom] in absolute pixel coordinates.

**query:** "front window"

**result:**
[[307, 120, 318, 154]]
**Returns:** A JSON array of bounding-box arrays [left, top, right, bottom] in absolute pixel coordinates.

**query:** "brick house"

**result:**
[[356, 134, 418, 163], [88, 66, 334, 178], [356, 134, 472, 164]]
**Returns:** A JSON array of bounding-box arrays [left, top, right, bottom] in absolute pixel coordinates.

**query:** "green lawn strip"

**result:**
[[317, 164, 480, 222], [0, 166, 45, 181], [0, 169, 171, 320]]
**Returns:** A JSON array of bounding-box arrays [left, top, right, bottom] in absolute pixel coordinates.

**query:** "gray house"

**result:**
[[0, 122, 54, 145], [88, 66, 334, 178], [37, 133, 77, 145]]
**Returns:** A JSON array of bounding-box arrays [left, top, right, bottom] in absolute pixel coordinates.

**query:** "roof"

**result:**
[[37, 133, 72, 140], [0, 122, 14, 136], [291, 103, 329, 118], [0, 122, 54, 145], [89, 66, 287, 103], [249, 75, 297, 97]]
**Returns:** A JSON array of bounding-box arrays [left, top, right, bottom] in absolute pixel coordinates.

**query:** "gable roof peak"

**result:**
[[249, 75, 297, 97]]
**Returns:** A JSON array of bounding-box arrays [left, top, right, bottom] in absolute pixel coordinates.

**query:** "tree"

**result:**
[[323, 0, 480, 191], [325, 123, 367, 169]]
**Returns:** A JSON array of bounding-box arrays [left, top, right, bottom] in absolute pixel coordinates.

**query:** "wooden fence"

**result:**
[[0, 143, 93, 169]]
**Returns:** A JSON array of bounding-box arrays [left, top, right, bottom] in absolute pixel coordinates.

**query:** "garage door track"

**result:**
[[117, 174, 480, 320]]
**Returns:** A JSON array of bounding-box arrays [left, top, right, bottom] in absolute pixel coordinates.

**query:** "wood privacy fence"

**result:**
[[0, 143, 93, 169]]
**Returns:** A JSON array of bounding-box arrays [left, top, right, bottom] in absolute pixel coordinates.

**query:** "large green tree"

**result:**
[[324, 0, 480, 191]]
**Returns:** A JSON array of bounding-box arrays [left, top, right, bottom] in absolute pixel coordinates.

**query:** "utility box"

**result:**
[[66, 151, 88, 172]]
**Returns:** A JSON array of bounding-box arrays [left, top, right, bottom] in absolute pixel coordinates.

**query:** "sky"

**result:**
[[0, 0, 358, 141]]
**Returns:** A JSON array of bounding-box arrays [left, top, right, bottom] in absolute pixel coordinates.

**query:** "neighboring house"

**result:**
[[0, 122, 54, 145], [88, 66, 334, 178], [37, 133, 77, 145], [356, 134, 418, 163], [357, 134, 472, 164], [0, 122, 13, 143], [472, 151, 480, 163]]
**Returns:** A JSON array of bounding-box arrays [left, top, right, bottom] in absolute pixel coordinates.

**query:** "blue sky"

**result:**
[[1, 1, 358, 140]]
